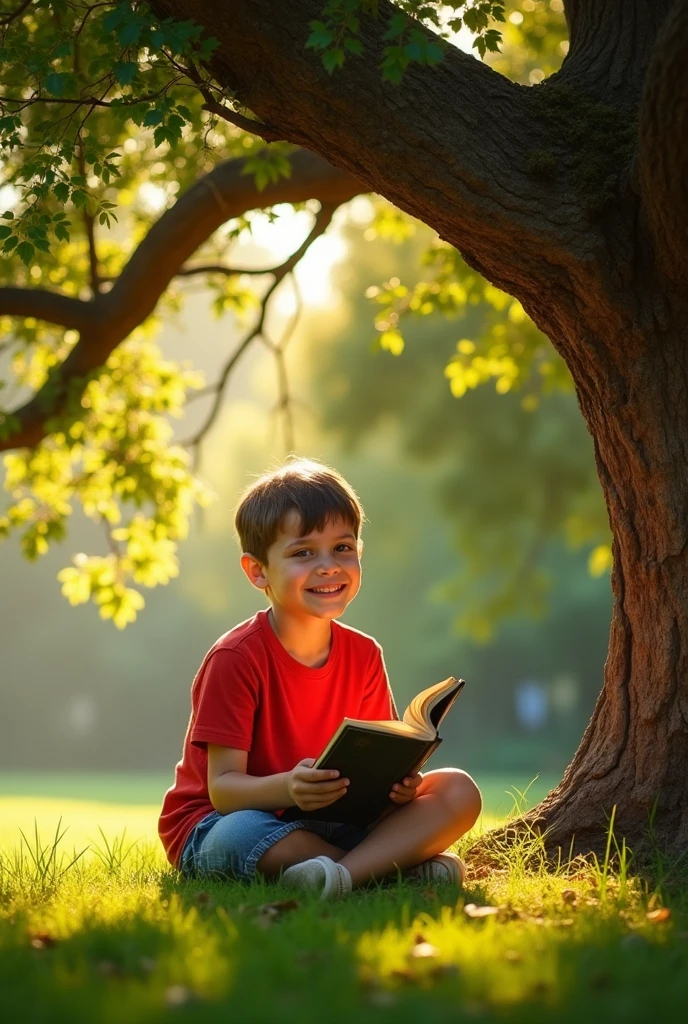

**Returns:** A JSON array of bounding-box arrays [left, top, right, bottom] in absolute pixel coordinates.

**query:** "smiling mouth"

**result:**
[[307, 584, 347, 595]]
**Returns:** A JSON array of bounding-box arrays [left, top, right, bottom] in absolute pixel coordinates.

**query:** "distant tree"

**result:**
[[1, 0, 687, 855]]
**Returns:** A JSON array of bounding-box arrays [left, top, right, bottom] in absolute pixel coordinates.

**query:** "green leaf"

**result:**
[[153, 125, 172, 147], [53, 182, 70, 203], [3, 235, 18, 252], [31, 236, 51, 254], [306, 21, 334, 50], [322, 48, 345, 74], [426, 42, 444, 64], [44, 72, 64, 97], [16, 241, 35, 266], [0, 226, 12, 240], [114, 61, 138, 86], [143, 108, 164, 127], [383, 12, 408, 40], [344, 37, 364, 55], [118, 20, 143, 47], [53, 40, 72, 59]]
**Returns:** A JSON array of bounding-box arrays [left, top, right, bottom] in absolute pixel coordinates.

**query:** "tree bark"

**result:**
[[518, 286, 688, 855]]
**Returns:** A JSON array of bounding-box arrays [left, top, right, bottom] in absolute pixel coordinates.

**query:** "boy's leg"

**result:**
[[337, 768, 481, 887], [256, 829, 345, 878]]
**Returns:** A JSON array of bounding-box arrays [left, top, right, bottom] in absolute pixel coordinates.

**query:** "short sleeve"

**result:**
[[358, 643, 399, 722], [190, 648, 259, 751]]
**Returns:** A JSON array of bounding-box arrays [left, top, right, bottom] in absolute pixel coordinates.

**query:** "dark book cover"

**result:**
[[281, 728, 442, 827]]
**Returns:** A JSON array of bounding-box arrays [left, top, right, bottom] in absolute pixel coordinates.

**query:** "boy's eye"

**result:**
[[336, 543, 354, 552], [291, 549, 312, 557]]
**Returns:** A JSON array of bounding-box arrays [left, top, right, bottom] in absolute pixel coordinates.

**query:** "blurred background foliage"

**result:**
[[0, 1, 612, 782]]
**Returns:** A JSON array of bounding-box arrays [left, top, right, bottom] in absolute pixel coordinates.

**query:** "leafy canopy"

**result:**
[[0, 1, 609, 634]]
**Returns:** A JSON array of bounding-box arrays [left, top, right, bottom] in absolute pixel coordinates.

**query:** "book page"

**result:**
[[402, 677, 464, 733]]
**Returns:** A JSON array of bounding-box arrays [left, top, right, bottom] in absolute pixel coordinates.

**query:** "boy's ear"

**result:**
[[240, 552, 269, 591]]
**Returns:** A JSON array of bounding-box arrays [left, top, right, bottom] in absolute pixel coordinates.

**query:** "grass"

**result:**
[[0, 771, 561, 814], [1, 783, 688, 1022]]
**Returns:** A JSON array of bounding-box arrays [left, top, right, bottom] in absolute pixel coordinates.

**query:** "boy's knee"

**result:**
[[430, 769, 482, 828]]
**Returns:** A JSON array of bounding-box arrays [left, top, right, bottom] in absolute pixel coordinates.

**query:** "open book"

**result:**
[[282, 676, 465, 827]]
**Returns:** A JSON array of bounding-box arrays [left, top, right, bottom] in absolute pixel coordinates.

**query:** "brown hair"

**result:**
[[234, 458, 364, 565]]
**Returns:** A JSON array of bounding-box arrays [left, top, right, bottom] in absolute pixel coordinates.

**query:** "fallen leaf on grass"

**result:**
[[28, 932, 58, 950], [253, 898, 301, 928], [646, 907, 671, 923], [463, 903, 500, 919], [561, 889, 578, 905], [238, 897, 300, 927]]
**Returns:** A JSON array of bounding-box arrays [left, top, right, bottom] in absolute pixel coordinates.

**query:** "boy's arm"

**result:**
[[207, 745, 349, 815], [208, 745, 291, 814]]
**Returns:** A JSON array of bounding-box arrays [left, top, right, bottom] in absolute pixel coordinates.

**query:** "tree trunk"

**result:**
[[520, 279, 688, 855]]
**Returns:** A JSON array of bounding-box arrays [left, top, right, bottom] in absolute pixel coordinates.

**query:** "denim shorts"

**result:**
[[178, 809, 370, 880]]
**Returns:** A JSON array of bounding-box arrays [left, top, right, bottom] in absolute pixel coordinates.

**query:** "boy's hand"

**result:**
[[389, 772, 422, 805], [287, 757, 350, 812]]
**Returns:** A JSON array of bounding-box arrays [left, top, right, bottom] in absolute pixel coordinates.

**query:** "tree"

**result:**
[[1, 0, 686, 854]]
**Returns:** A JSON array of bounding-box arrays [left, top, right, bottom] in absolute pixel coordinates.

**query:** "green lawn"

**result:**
[[1, 774, 687, 1022], [0, 771, 558, 857], [0, 770, 559, 816]]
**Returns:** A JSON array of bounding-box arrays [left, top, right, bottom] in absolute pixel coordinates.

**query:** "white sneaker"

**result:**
[[404, 852, 466, 885], [281, 855, 353, 900]]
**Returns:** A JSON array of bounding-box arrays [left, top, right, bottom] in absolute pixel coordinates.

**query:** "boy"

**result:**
[[159, 458, 481, 899]]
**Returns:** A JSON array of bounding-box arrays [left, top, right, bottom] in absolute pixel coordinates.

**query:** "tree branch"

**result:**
[[269, 271, 303, 454], [182, 201, 337, 463], [638, 0, 688, 284], [0, 287, 100, 331], [177, 262, 287, 278], [150, 0, 595, 283], [199, 97, 282, 143], [78, 139, 102, 295], [0, 149, 363, 452]]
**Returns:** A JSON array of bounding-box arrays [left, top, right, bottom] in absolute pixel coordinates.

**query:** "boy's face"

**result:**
[[241, 511, 362, 622]]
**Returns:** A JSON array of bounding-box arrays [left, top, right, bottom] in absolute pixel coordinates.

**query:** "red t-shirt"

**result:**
[[158, 609, 397, 867]]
